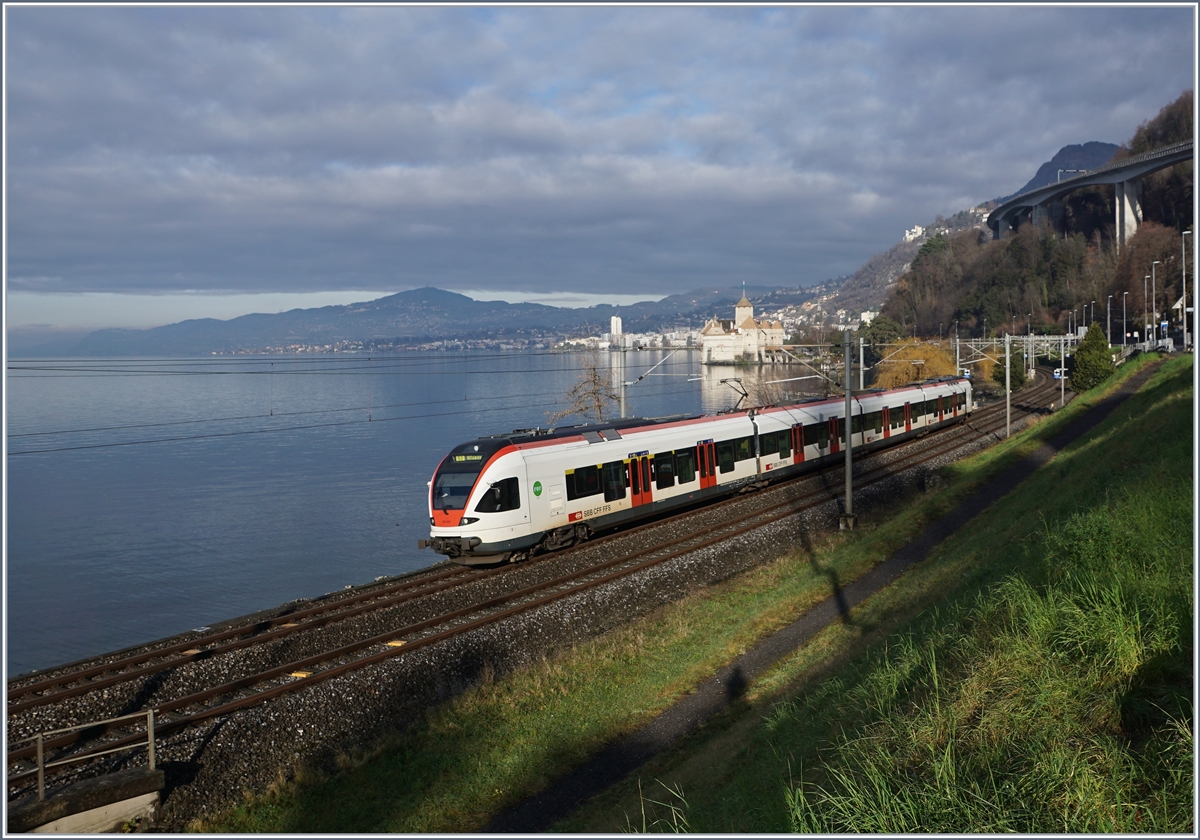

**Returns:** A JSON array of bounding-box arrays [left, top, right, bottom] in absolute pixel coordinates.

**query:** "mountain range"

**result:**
[[36, 285, 818, 357]]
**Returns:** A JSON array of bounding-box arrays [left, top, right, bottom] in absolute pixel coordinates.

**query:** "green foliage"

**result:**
[[859, 315, 905, 365], [1070, 322, 1116, 391], [990, 342, 1027, 389], [1128, 90, 1193, 154]]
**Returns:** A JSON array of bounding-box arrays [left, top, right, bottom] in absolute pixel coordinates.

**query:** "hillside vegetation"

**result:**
[[881, 91, 1193, 338]]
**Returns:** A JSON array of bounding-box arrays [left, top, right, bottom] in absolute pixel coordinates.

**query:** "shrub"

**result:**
[[1070, 323, 1116, 391]]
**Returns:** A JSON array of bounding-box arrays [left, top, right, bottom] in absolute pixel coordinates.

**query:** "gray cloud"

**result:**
[[5, 6, 1194, 301]]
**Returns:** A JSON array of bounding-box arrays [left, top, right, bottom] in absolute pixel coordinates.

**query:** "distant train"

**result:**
[[419, 377, 972, 564]]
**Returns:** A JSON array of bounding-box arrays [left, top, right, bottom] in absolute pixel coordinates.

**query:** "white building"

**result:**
[[610, 315, 622, 336], [699, 297, 787, 365]]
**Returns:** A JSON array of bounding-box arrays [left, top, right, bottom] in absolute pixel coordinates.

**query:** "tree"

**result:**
[[872, 339, 957, 389], [991, 343, 1027, 390], [859, 315, 905, 366], [1070, 322, 1116, 391], [548, 346, 621, 424]]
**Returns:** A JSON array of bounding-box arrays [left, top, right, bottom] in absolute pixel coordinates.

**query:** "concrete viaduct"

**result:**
[[987, 139, 1193, 250]]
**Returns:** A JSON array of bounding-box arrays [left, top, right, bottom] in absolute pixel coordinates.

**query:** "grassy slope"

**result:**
[[564, 353, 1193, 833], [201, 354, 1192, 833]]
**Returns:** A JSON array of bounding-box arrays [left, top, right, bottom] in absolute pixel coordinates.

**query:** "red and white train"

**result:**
[[419, 377, 972, 564]]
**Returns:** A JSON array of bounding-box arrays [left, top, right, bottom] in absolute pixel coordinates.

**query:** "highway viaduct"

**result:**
[[987, 139, 1193, 251]]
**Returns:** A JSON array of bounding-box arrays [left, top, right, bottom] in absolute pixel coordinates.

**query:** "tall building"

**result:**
[[610, 315, 622, 336]]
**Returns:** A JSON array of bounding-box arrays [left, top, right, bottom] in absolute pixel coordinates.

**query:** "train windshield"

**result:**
[[431, 439, 509, 511]]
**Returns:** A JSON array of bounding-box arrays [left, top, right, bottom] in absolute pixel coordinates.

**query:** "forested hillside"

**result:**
[[881, 91, 1193, 338]]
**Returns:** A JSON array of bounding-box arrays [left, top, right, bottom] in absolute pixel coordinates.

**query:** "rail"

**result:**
[[9, 709, 155, 800]]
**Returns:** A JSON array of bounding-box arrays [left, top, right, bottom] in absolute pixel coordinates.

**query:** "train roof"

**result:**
[[450, 376, 971, 454], [470, 413, 702, 448]]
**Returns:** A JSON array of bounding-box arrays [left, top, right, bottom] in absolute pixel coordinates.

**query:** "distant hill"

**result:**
[[38, 284, 818, 357], [1002, 141, 1120, 201]]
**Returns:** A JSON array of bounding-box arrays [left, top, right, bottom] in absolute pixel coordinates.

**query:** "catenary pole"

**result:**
[[1005, 333, 1011, 438], [842, 330, 855, 529], [858, 336, 864, 390]]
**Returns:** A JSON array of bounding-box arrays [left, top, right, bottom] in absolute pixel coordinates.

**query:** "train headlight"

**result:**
[[458, 516, 480, 526]]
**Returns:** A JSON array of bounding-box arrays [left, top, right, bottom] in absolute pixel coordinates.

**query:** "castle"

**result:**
[[699, 296, 786, 365]]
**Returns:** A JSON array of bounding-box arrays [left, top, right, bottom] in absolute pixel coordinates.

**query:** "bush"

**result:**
[[991, 342, 1027, 389], [1070, 323, 1116, 391]]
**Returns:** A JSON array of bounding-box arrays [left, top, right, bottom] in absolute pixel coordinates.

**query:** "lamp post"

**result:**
[[1152, 260, 1160, 341], [1144, 275, 1150, 345], [1183, 230, 1192, 350], [1090, 300, 1096, 331], [1122, 291, 1128, 348], [1107, 295, 1112, 346]]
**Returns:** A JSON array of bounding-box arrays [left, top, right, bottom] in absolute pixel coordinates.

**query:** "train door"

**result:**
[[952, 391, 959, 418], [629, 454, 653, 507], [828, 417, 840, 454], [936, 395, 943, 423], [882, 407, 891, 439], [791, 424, 804, 464], [904, 402, 912, 433], [697, 441, 718, 489]]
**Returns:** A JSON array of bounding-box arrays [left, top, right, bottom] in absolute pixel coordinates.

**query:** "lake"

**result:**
[[5, 349, 794, 677]]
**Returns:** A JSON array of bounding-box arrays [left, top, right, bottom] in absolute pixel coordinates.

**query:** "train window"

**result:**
[[851, 414, 862, 435], [890, 408, 902, 430], [717, 441, 736, 473], [806, 422, 827, 449], [433, 472, 477, 511], [676, 449, 697, 484], [567, 465, 601, 501], [958, 392, 966, 408], [869, 411, 882, 434], [602, 461, 626, 502], [654, 452, 676, 490], [734, 437, 754, 461], [474, 477, 521, 513], [759, 431, 777, 456], [777, 431, 791, 459]]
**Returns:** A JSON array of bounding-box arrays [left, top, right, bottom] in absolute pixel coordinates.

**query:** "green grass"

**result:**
[[564, 353, 1193, 833], [198, 355, 1192, 833]]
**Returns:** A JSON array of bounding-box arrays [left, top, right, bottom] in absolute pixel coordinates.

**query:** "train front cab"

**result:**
[[423, 439, 535, 563]]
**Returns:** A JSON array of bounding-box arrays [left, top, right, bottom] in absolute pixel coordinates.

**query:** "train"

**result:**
[[419, 376, 973, 565]]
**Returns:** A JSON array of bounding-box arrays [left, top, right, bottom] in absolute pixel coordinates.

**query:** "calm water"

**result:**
[[5, 350, 780, 677]]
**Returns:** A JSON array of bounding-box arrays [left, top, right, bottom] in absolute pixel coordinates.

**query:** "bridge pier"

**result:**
[[1115, 178, 1142, 252]]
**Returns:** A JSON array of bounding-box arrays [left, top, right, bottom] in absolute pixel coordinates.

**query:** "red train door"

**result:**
[[882, 407, 891, 439], [791, 424, 804, 463], [952, 391, 959, 418], [629, 455, 653, 506], [828, 417, 840, 454], [697, 441, 717, 489], [936, 395, 943, 422], [904, 402, 912, 432]]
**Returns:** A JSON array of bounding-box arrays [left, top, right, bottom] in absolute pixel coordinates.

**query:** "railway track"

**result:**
[[7, 371, 1063, 803]]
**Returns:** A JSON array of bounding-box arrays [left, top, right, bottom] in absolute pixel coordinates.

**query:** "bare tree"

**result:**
[[548, 346, 620, 424]]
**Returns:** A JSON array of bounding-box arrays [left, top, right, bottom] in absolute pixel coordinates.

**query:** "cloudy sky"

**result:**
[[5, 4, 1195, 332]]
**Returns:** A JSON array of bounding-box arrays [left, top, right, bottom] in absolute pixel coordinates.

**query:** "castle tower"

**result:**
[[734, 296, 753, 328]]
